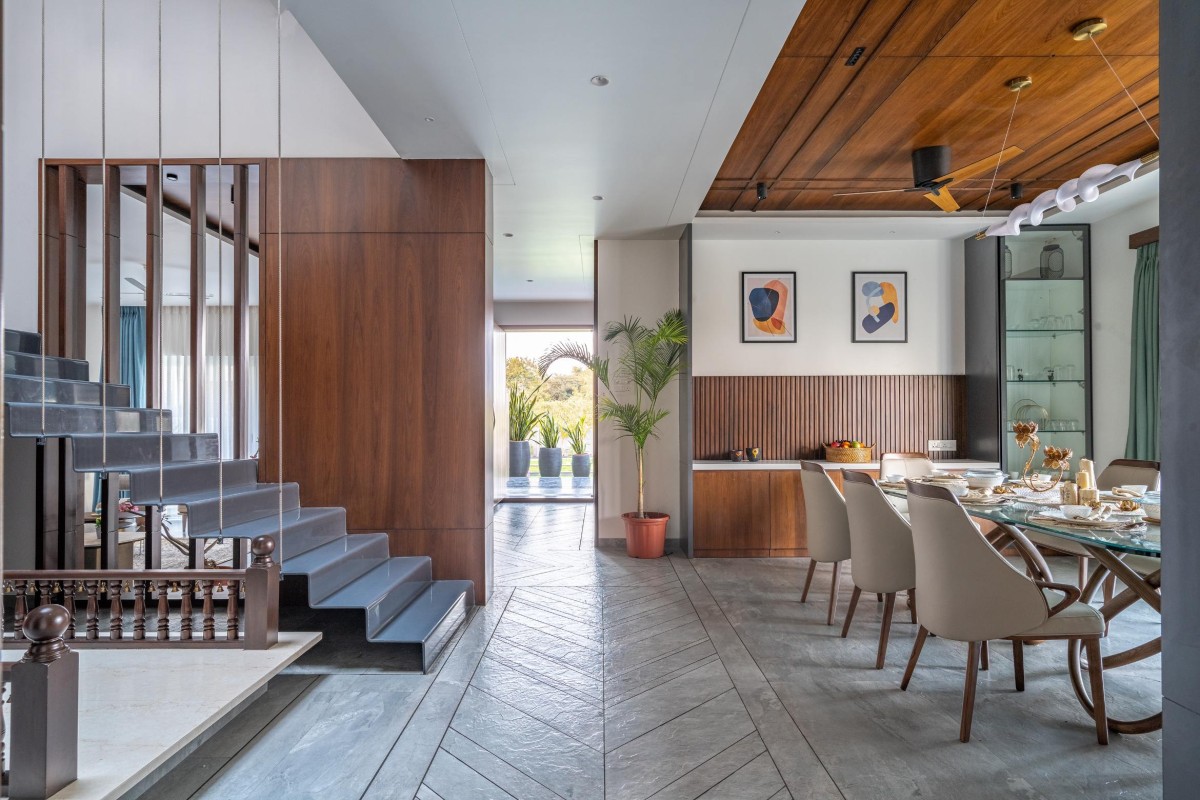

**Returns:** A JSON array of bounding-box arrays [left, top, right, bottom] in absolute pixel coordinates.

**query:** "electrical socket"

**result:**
[[928, 439, 957, 453]]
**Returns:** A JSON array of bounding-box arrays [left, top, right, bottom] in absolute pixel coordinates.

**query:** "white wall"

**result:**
[[691, 238, 965, 375], [495, 301, 592, 328], [2, 0, 397, 332], [1090, 196, 1159, 467], [596, 239, 680, 542]]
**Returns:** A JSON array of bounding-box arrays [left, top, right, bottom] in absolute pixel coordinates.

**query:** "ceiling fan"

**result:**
[[833, 145, 1024, 212]]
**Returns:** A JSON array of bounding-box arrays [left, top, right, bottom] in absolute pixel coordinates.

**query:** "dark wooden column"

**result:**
[[47, 165, 87, 359], [189, 165, 207, 433], [232, 165, 251, 459], [145, 165, 164, 409], [101, 165, 121, 384]]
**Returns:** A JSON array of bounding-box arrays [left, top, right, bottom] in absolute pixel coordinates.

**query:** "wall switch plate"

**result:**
[[928, 439, 957, 453]]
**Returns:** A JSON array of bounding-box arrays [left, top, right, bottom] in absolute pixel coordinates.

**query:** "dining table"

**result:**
[[879, 480, 1162, 735]]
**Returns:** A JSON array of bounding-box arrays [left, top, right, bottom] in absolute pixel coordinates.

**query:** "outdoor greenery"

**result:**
[[507, 383, 546, 442], [538, 310, 687, 516], [536, 415, 562, 449], [564, 417, 589, 455], [507, 356, 593, 430]]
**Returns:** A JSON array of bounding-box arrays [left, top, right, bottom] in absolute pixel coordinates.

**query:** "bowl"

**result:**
[[1061, 504, 1094, 520], [1119, 484, 1149, 497], [964, 471, 1005, 490], [1142, 502, 1161, 520]]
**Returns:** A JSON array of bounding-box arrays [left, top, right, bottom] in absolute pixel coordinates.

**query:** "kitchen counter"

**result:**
[[693, 459, 1001, 472]]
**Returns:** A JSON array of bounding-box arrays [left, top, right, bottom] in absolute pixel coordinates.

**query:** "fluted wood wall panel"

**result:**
[[693, 375, 966, 461]]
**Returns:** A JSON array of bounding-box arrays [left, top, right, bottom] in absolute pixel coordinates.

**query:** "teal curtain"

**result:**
[[119, 306, 146, 408], [1125, 242, 1159, 460]]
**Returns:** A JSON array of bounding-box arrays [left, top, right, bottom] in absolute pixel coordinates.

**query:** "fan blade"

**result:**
[[832, 188, 919, 197], [936, 146, 1024, 185], [924, 188, 960, 213], [125, 277, 147, 292]]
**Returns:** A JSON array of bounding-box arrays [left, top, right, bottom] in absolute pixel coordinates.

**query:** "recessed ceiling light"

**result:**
[[526, 279, 534, 282], [592, 195, 604, 201], [424, 116, 436, 123], [590, 75, 610, 87], [774, 230, 781, 234], [165, 172, 179, 182], [889, 230, 897, 234], [502, 232, 514, 238]]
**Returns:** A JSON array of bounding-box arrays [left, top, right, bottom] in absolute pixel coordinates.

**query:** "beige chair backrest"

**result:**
[[905, 481, 1048, 642], [880, 451, 936, 480], [799, 462, 851, 563], [842, 470, 915, 594], [1096, 459, 1160, 491]]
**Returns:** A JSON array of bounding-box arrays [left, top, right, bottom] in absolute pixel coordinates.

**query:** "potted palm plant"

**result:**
[[540, 309, 687, 558], [565, 416, 591, 478], [508, 385, 545, 479], [536, 416, 564, 478]]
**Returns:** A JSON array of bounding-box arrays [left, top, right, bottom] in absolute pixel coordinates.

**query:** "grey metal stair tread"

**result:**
[[187, 507, 345, 555], [178, 483, 301, 533], [5, 329, 42, 355], [280, 534, 389, 575], [313, 558, 433, 609], [5, 350, 89, 380], [71, 433, 219, 470], [370, 581, 473, 644], [7, 403, 171, 436], [5, 374, 131, 406], [125, 460, 261, 502]]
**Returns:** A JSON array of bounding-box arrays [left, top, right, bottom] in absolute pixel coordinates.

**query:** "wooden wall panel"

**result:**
[[692, 471, 771, 557], [692, 375, 965, 461]]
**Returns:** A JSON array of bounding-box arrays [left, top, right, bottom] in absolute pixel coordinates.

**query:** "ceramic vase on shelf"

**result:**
[[572, 453, 591, 478], [538, 446, 563, 478]]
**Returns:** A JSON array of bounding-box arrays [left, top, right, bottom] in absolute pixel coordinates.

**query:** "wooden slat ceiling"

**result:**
[[705, 0, 1159, 213]]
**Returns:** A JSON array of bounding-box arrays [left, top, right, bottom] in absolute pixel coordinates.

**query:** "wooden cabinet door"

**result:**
[[768, 471, 807, 556], [693, 471, 771, 556]]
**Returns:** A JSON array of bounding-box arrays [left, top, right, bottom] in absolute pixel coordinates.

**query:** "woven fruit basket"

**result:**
[[824, 444, 874, 463]]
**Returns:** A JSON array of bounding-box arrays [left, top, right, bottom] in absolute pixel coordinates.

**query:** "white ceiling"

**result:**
[[282, 0, 808, 301]]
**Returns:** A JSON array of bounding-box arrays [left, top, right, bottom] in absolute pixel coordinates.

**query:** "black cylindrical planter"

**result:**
[[538, 447, 563, 478], [572, 454, 591, 478], [509, 440, 531, 477]]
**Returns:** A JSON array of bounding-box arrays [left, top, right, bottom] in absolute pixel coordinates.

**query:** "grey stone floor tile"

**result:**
[[696, 752, 784, 800], [442, 729, 565, 800], [191, 674, 319, 759], [487, 636, 604, 701], [472, 655, 604, 749], [451, 686, 604, 800], [494, 618, 605, 676], [506, 598, 605, 639], [605, 619, 710, 677], [604, 659, 735, 752], [142, 755, 232, 800], [606, 647, 720, 707], [423, 748, 518, 800], [604, 599, 698, 639], [605, 689, 756, 800], [504, 606, 605, 653], [416, 784, 447, 800], [648, 733, 766, 800]]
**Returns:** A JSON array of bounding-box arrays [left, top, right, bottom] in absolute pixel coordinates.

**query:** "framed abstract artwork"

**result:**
[[741, 271, 796, 343], [851, 271, 908, 343]]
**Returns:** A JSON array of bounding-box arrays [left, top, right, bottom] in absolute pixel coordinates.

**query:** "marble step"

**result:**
[[125, 459, 260, 503], [72, 433, 220, 471], [5, 328, 43, 355], [311, 557, 434, 637], [371, 581, 474, 671], [188, 506, 347, 559], [5, 350, 89, 380], [172, 481, 301, 536], [7, 403, 171, 437], [282, 533, 392, 604], [5, 374, 131, 406]]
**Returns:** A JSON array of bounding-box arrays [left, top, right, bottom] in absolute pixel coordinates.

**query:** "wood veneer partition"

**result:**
[[692, 375, 966, 461], [258, 158, 495, 602]]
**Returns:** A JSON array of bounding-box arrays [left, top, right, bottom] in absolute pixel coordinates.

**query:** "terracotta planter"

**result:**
[[623, 512, 669, 558]]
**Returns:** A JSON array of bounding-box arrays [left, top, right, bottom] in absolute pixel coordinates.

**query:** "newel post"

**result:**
[[10, 604, 79, 800], [243, 536, 280, 650]]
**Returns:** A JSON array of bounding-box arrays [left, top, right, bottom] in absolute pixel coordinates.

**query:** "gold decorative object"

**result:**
[[1117, 499, 1141, 512], [1013, 421, 1072, 492]]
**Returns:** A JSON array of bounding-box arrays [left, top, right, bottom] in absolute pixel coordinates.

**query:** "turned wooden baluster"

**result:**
[[37, 579, 53, 607], [85, 580, 100, 640], [108, 580, 124, 640], [202, 581, 215, 641], [133, 580, 147, 640], [63, 580, 77, 639], [156, 581, 171, 641], [227, 580, 241, 641], [13, 580, 28, 640], [180, 581, 194, 641]]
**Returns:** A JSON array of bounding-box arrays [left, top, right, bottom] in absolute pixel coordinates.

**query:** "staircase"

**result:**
[[3, 328, 472, 671]]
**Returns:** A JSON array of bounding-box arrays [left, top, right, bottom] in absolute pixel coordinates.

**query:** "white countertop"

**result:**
[[693, 459, 1001, 472]]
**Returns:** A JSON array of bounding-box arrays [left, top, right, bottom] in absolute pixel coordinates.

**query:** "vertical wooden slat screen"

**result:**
[[692, 375, 966, 461], [145, 166, 164, 408], [101, 165, 121, 383], [189, 165, 207, 433]]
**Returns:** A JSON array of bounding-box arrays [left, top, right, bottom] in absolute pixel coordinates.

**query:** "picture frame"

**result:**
[[740, 271, 797, 343], [851, 271, 908, 343]]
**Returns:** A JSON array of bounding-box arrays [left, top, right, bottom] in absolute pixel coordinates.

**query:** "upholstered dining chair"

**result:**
[[799, 461, 852, 625], [841, 470, 916, 668], [901, 480, 1109, 744], [879, 451, 936, 480]]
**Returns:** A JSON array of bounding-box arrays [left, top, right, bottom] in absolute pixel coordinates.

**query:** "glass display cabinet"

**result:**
[[964, 224, 1092, 471]]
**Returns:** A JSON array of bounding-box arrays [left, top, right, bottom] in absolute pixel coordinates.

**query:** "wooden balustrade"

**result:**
[[3, 537, 279, 650]]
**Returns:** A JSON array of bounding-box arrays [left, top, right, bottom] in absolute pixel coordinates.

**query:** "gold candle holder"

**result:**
[[1012, 421, 1073, 492]]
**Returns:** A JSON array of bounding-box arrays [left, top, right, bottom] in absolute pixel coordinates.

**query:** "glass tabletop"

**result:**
[[881, 485, 1161, 558]]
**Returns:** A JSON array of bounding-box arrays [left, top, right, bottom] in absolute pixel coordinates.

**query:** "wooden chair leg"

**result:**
[[1084, 638, 1109, 745], [961, 641, 981, 743], [841, 586, 862, 638], [980, 639, 989, 671], [828, 561, 842, 626], [801, 560, 817, 603], [908, 588, 917, 624], [901, 626, 928, 690], [1078, 556, 1088, 589], [1102, 575, 1116, 636], [876, 592, 896, 669], [877, 593, 884, 602], [1012, 640, 1024, 691]]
